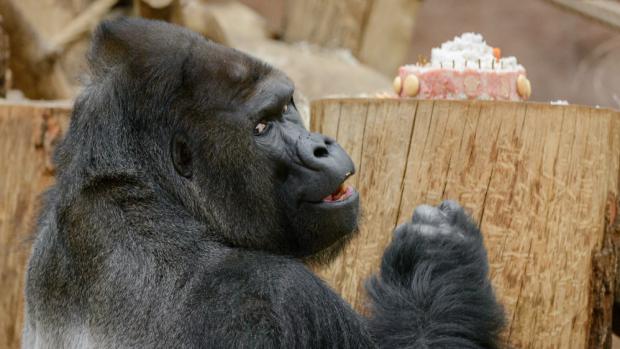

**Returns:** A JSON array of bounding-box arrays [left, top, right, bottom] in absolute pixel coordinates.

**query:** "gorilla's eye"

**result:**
[[254, 121, 270, 136], [282, 104, 288, 114]]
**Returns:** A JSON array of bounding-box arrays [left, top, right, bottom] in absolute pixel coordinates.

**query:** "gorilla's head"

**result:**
[[64, 18, 359, 259]]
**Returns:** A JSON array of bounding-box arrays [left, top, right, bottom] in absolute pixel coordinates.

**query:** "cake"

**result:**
[[393, 33, 531, 101]]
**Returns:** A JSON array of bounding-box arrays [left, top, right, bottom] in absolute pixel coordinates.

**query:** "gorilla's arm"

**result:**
[[202, 202, 504, 349], [366, 201, 505, 348]]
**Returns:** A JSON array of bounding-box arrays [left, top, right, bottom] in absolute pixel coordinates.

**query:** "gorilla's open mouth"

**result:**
[[295, 170, 359, 257], [318, 171, 356, 205], [322, 184, 354, 203]]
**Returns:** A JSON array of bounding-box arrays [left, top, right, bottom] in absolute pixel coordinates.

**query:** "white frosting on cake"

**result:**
[[407, 33, 524, 72]]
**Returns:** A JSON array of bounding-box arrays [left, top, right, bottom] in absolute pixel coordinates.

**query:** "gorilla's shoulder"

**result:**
[[189, 250, 336, 310], [186, 250, 366, 345]]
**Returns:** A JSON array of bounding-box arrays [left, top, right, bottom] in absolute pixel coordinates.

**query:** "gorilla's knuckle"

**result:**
[[439, 200, 462, 214], [412, 204, 444, 225], [412, 224, 440, 237]]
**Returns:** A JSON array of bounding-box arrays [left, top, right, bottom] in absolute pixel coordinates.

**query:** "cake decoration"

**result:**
[[394, 33, 531, 101]]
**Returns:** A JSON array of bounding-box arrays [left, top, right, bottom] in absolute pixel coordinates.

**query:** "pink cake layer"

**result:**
[[398, 66, 527, 101]]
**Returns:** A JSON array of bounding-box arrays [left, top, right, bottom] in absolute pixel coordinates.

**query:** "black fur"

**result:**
[[367, 201, 505, 348], [22, 18, 504, 348]]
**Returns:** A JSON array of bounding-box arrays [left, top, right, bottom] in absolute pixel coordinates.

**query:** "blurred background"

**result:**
[[1, 0, 619, 109], [244, 0, 620, 108]]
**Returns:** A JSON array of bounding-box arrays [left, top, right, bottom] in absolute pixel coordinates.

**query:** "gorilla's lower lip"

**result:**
[[322, 185, 354, 203], [311, 186, 358, 207]]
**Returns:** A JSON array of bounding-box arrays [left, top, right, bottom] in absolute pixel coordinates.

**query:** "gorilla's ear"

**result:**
[[171, 132, 193, 178]]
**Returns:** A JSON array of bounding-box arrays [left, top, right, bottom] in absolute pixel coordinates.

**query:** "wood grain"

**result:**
[[311, 98, 620, 348], [0, 101, 72, 349]]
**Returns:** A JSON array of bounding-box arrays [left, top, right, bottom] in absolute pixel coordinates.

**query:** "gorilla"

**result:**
[[22, 18, 505, 348]]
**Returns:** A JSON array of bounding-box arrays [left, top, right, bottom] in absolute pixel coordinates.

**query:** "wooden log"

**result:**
[[49, 0, 120, 51], [310, 98, 620, 348], [0, 101, 72, 349], [0, 0, 74, 99], [175, 0, 270, 46], [282, 0, 420, 76], [3, 97, 618, 348]]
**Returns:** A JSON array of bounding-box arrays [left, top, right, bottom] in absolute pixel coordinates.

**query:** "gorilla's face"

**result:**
[[86, 19, 359, 259], [180, 54, 360, 258], [247, 74, 360, 258], [124, 22, 362, 258]]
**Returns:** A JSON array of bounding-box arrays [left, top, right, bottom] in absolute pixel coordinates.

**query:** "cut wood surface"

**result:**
[[311, 98, 620, 348], [0, 101, 72, 349]]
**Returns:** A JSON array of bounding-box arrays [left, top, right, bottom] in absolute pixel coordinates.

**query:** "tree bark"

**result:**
[[310, 98, 620, 349]]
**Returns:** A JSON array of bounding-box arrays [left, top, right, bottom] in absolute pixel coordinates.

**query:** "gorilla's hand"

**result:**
[[382, 200, 486, 283], [366, 200, 505, 348], [395, 200, 481, 244]]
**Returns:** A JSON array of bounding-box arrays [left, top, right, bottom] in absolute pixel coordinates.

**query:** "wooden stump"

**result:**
[[0, 101, 72, 349], [311, 98, 620, 348], [1, 99, 619, 348]]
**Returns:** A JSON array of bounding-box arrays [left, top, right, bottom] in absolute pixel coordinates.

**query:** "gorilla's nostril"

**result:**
[[325, 138, 334, 146], [314, 147, 328, 158]]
